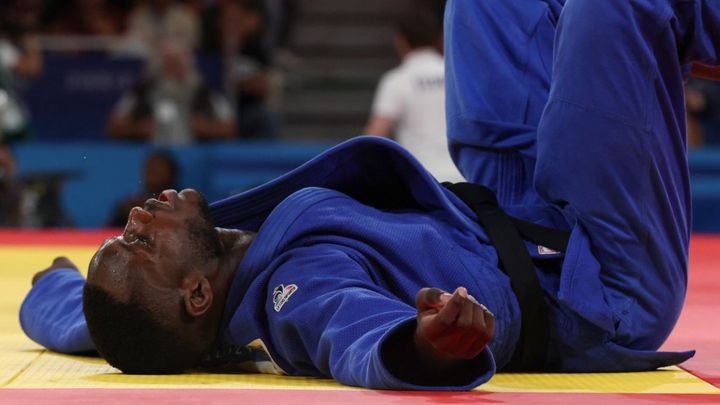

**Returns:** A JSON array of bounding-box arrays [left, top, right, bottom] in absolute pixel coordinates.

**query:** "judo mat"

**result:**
[[1, 230, 718, 404]]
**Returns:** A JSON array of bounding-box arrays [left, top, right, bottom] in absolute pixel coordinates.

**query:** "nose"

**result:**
[[123, 207, 153, 239], [128, 207, 153, 224]]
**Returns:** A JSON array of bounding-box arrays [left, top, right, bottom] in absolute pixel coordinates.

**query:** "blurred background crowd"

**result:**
[[1, 0, 720, 231]]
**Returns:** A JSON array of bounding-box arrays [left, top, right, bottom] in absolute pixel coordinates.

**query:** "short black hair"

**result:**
[[396, 8, 441, 49], [83, 283, 197, 374]]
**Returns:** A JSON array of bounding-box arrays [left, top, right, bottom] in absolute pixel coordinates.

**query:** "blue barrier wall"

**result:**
[[12, 141, 333, 228], [689, 148, 720, 232], [11, 141, 720, 231]]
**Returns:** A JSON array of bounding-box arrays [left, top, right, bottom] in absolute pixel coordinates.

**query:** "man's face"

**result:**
[[88, 189, 221, 303]]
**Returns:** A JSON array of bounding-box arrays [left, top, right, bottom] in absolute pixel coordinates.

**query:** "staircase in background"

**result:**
[[279, 0, 414, 141]]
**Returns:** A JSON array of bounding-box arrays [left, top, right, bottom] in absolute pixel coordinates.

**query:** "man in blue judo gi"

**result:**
[[20, 0, 715, 390]]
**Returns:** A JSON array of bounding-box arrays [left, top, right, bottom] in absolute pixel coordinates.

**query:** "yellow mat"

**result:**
[[1, 245, 718, 394]]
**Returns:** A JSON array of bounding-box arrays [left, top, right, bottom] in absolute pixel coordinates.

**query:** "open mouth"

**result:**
[[157, 189, 179, 208]]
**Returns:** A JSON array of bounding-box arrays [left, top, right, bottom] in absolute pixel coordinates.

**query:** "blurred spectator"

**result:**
[[416, 0, 446, 53], [686, 84, 708, 148], [0, 0, 43, 142], [417, 0, 447, 26], [0, 0, 43, 77], [0, 142, 69, 228], [263, 0, 298, 64], [125, 0, 200, 60], [45, 0, 125, 36], [107, 150, 179, 227], [106, 42, 236, 145], [202, 0, 280, 139], [363, 8, 463, 182], [0, 143, 21, 226], [686, 77, 720, 146]]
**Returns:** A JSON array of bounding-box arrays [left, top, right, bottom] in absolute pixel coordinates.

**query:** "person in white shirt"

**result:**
[[364, 8, 464, 182]]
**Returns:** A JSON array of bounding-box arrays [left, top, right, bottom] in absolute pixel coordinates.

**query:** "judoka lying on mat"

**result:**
[[22, 0, 719, 390]]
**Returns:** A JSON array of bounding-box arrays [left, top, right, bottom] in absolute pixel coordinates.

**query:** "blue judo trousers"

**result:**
[[17, 0, 717, 391], [446, 0, 720, 353]]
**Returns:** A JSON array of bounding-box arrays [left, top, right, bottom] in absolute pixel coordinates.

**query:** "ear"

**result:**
[[181, 272, 214, 317]]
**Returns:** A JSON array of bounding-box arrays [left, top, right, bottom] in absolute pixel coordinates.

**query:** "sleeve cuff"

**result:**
[[378, 319, 496, 390], [19, 268, 95, 353]]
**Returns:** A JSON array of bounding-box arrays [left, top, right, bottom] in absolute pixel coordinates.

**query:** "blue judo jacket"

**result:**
[[20, 137, 693, 390]]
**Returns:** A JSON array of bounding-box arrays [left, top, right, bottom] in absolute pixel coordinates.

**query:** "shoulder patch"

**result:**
[[272, 284, 298, 312]]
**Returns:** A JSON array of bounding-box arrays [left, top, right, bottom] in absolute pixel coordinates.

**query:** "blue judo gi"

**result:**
[[446, 0, 718, 355], [19, 0, 708, 391]]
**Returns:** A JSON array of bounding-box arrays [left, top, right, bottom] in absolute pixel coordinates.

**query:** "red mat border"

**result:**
[[669, 234, 720, 389], [0, 389, 717, 405]]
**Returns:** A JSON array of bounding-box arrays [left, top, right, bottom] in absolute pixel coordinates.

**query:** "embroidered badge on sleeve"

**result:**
[[272, 284, 298, 312]]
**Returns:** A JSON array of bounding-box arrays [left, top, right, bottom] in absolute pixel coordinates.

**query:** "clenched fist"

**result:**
[[414, 287, 495, 364]]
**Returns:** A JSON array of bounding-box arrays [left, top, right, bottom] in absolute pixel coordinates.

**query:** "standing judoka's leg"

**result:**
[[535, 0, 720, 349], [444, 0, 563, 207]]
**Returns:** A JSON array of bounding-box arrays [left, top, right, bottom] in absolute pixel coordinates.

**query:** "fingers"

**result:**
[[456, 288, 475, 328], [51, 256, 75, 268], [32, 257, 79, 286], [416, 286, 496, 359], [435, 287, 466, 327], [464, 301, 495, 355], [51, 256, 79, 271], [483, 305, 496, 343], [415, 287, 452, 312]]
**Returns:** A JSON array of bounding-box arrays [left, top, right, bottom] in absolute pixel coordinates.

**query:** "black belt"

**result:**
[[443, 182, 569, 371]]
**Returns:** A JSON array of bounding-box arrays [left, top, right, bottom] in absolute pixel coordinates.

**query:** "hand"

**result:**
[[415, 287, 496, 363], [0, 145, 15, 177], [32, 256, 79, 286]]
